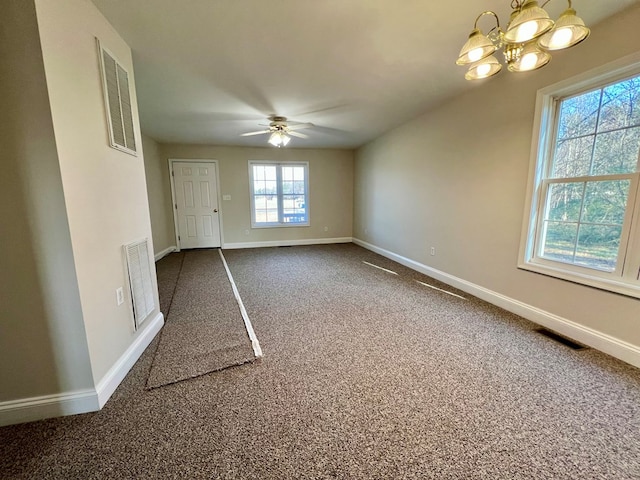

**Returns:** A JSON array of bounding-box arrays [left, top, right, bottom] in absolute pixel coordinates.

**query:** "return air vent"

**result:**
[[124, 239, 155, 329], [97, 39, 137, 156], [535, 328, 586, 350]]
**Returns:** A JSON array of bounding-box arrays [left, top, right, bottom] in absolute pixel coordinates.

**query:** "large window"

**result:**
[[521, 57, 640, 298], [249, 162, 309, 228]]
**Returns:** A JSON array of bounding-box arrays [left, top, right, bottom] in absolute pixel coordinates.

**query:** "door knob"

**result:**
[[214, 209, 218, 213]]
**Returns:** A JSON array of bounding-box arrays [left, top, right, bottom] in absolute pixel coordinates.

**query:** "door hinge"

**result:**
[[178, 235, 180, 241], [171, 170, 174, 177]]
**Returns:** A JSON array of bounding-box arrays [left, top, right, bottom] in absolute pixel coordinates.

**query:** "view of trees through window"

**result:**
[[540, 75, 640, 271]]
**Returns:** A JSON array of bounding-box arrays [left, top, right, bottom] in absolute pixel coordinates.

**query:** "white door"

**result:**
[[172, 161, 221, 249]]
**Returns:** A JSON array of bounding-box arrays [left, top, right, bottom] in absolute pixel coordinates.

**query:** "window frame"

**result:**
[[519, 52, 640, 299], [248, 161, 310, 228]]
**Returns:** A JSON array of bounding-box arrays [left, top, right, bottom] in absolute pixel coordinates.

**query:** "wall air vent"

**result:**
[[97, 39, 137, 156], [124, 239, 155, 330]]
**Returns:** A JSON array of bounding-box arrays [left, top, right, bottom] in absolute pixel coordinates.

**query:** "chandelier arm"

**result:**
[[540, 0, 572, 8], [473, 11, 500, 31]]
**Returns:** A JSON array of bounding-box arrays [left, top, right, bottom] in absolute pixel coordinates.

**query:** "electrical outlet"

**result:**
[[222, 194, 231, 201], [324, 226, 329, 232], [245, 229, 250, 235], [430, 247, 436, 256], [116, 287, 124, 306]]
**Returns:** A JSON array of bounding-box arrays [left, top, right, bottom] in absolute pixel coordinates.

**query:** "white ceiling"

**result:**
[[90, 0, 637, 149]]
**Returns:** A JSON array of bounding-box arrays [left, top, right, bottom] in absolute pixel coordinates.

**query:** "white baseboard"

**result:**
[[223, 237, 352, 250], [154, 245, 176, 261], [0, 389, 98, 427], [96, 311, 164, 407], [0, 312, 164, 427], [353, 238, 640, 369]]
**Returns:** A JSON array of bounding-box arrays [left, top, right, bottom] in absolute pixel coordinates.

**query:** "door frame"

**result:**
[[168, 159, 224, 251]]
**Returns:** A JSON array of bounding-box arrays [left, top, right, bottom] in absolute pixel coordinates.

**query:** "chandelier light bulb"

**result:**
[[547, 27, 573, 49], [477, 63, 492, 77], [515, 20, 539, 43], [468, 47, 485, 63], [520, 52, 539, 71]]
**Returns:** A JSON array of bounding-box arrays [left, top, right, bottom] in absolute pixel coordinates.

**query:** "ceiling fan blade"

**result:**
[[288, 130, 309, 139], [287, 122, 314, 131], [240, 129, 271, 136]]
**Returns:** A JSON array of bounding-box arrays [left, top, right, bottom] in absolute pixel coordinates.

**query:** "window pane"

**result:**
[[254, 195, 267, 210], [557, 90, 600, 139], [282, 180, 294, 194], [551, 136, 594, 178], [592, 127, 640, 175], [281, 166, 294, 182], [253, 165, 264, 181], [581, 180, 630, 224], [598, 77, 640, 132], [293, 180, 305, 194], [265, 166, 277, 180], [547, 183, 584, 222], [575, 224, 622, 272], [254, 195, 279, 224], [541, 221, 578, 263], [265, 180, 277, 194], [293, 167, 304, 181], [266, 209, 278, 223], [282, 195, 306, 223]]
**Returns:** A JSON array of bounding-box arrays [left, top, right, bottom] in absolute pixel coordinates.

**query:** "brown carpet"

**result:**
[[146, 249, 255, 389], [1, 243, 639, 479]]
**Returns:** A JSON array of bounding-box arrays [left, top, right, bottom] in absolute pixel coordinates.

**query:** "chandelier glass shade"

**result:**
[[456, 0, 590, 80]]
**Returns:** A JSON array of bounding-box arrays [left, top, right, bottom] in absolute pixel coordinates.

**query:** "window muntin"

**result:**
[[521, 61, 640, 298], [249, 162, 309, 227]]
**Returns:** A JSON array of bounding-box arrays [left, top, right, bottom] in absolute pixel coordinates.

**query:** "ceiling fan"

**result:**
[[240, 116, 314, 147]]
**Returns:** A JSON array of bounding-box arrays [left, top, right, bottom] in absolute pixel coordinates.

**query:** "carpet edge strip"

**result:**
[[218, 249, 263, 358]]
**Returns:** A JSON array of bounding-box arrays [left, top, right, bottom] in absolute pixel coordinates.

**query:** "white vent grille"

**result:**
[[124, 239, 155, 329], [97, 39, 137, 155]]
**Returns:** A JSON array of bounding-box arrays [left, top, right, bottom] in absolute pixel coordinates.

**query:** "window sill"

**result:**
[[518, 260, 640, 300], [251, 223, 310, 229]]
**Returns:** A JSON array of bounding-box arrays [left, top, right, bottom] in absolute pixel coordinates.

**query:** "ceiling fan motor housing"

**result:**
[[270, 116, 288, 130]]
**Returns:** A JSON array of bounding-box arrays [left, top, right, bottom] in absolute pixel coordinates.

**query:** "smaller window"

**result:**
[[249, 162, 309, 228]]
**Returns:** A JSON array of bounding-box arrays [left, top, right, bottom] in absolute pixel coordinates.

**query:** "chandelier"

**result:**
[[456, 0, 590, 80]]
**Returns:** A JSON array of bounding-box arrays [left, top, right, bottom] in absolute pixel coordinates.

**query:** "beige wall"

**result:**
[[354, 5, 640, 349], [158, 144, 354, 247], [35, 0, 160, 384], [142, 135, 175, 254], [0, 0, 94, 402]]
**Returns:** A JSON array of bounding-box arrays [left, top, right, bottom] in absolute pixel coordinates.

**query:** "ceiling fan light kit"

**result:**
[[268, 131, 290, 147], [456, 0, 590, 80], [241, 116, 313, 147]]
